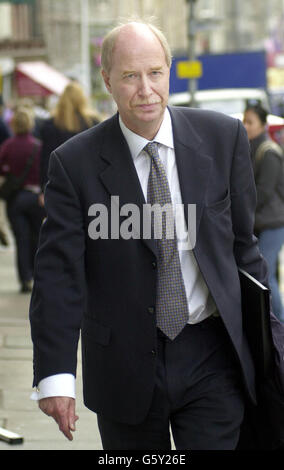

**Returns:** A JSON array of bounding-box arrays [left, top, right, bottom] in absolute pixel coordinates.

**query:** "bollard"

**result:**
[[0, 427, 24, 445]]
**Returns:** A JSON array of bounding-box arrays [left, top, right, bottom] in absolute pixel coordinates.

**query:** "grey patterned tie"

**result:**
[[145, 142, 189, 340]]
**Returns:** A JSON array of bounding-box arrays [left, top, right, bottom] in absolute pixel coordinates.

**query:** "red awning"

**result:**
[[15, 61, 70, 97]]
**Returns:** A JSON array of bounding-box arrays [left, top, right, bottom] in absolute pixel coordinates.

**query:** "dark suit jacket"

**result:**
[[0, 117, 11, 146], [30, 106, 269, 425]]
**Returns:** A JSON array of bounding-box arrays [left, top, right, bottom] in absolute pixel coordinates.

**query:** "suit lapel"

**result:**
[[168, 106, 213, 238], [98, 114, 158, 257]]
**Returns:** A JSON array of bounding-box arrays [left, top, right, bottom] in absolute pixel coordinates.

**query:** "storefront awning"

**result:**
[[0, 1, 35, 4], [15, 61, 70, 97]]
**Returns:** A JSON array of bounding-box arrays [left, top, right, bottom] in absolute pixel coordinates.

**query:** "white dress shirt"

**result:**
[[31, 108, 216, 401]]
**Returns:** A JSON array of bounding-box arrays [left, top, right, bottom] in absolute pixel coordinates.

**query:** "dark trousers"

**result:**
[[97, 316, 245, 450], [7, 190, 44, 284]]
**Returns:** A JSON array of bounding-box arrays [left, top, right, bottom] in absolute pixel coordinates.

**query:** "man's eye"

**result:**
[[150, 71, 162, 78]]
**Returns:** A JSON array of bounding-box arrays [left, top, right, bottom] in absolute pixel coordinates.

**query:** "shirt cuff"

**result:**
[[30, 374, 76, 401]]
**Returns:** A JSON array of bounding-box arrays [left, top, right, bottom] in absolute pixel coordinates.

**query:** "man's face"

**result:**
[[102, 25, 170, 140]]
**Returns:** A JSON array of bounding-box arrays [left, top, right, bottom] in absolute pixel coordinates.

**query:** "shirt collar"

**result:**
[[119, 107, 174, 161]]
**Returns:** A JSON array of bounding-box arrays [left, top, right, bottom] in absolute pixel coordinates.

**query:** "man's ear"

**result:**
[[101, 70, 112, 94]]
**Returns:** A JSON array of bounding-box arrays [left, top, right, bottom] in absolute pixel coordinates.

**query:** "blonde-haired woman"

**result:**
[[40, 81, 102, 189], [0, 107, 44, 292]]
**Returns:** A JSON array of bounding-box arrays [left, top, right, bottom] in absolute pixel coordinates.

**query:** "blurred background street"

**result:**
[[1, 0, 284, 122], [1, 0, 284, 451]]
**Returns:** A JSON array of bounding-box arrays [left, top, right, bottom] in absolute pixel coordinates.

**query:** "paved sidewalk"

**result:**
[[0, 243, 102, 450]]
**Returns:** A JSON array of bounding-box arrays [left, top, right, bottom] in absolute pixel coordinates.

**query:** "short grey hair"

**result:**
[[101, 17, 172, 75]]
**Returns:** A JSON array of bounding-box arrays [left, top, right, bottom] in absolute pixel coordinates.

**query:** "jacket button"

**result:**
[[148, 306, 155, 314]]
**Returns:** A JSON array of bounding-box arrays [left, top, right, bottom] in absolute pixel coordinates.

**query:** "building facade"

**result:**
[[1, 0, 284, 103]]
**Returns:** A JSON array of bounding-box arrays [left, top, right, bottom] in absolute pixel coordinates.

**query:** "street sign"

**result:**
[[170, 51, 267, 94], [176, 60, 203, 79]]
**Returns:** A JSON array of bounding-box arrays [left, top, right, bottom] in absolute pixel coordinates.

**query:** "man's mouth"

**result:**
[[136, 102, 160, 109]]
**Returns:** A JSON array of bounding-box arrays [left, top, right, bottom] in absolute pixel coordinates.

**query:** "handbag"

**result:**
[[0, 140, 40, 202]]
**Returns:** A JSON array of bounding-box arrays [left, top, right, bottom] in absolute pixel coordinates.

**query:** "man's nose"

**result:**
[[138, 76, 152, 96]]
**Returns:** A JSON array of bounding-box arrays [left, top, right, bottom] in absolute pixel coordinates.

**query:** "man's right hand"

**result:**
[[38, 396, 79, 441]]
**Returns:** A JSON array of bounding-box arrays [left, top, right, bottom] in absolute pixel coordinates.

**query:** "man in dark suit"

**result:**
[[30, 21, 269, 449]]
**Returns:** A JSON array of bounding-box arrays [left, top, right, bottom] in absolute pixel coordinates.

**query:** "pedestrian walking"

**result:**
[[0, 107, 44, 293], [30, 20, 271, 450], [243, 105, 284, 323], [0, 97, 12, 247], [0, 116, 11, 147], [39, 81, 102, 192]]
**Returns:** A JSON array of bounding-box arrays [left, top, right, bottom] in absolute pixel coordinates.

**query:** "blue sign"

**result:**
[[170, 50, 267, 94]]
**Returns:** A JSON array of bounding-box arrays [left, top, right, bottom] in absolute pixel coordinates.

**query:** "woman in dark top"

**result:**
[[39, 81, 102, 190], [243, 105, 284, 322], [0, 107, 45, 293]]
